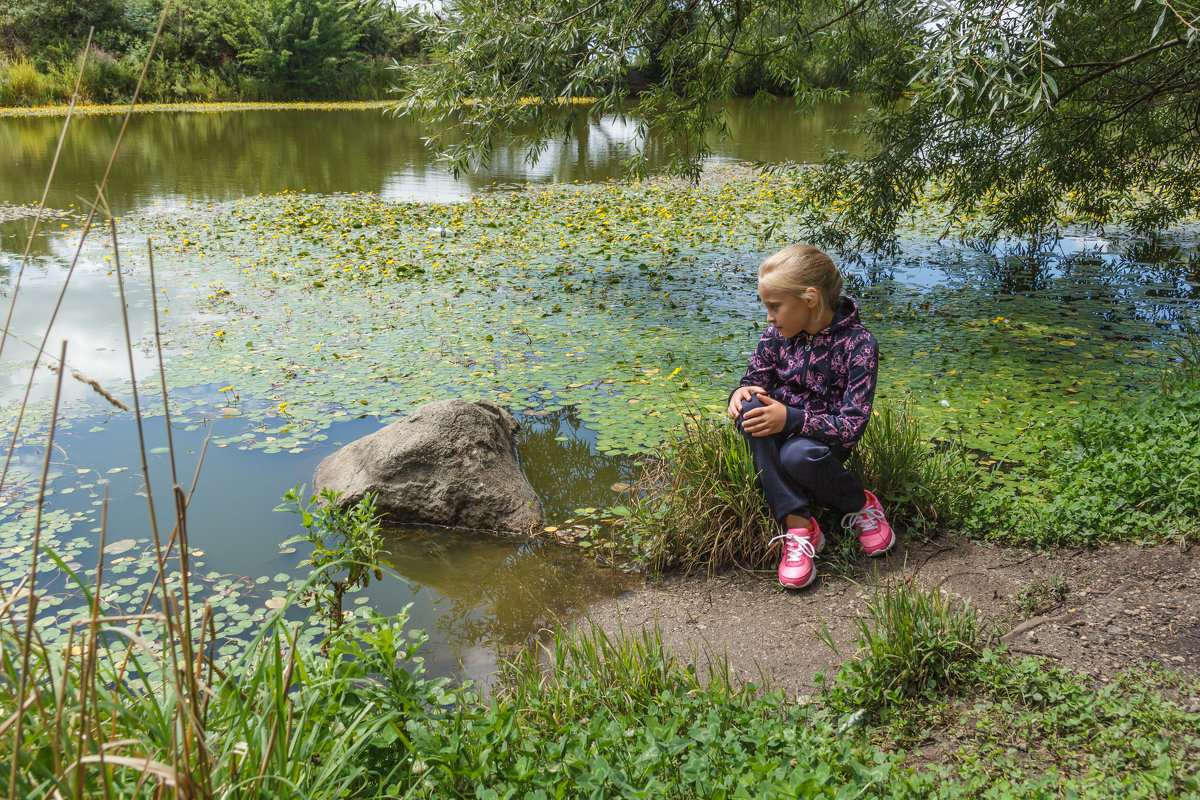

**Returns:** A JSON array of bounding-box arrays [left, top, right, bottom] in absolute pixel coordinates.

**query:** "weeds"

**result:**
[[617, 397, 971, 574], [969, 372, 1200, 545], [1014, 573, 1070, 617], [396, 623, 918, 799], [619, 414, 774, 573], [878, 651, 1200, 796], [277, 486, 385, 641], [498, 624, 725, 723], [819, 576, 986, 723]]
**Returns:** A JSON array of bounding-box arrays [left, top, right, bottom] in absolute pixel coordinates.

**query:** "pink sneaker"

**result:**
[[768, 518, 825, 589], [842, 490, 895, 556]]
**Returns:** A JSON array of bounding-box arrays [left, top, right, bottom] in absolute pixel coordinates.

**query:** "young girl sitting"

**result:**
[[727, 244, 895, 589]]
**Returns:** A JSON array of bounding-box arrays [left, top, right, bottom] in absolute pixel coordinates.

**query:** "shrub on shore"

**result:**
[[968, 369, 1200, 547], [848, 396, 975, 535], [818, 577, 986, 723], [620, 414, 775, 573]]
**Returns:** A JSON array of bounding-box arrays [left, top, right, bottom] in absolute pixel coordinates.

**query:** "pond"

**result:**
[[1, 99, 1197, 681], [0, 98, 869, 679]]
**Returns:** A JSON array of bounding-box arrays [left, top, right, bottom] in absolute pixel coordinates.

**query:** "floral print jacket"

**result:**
[[738, 295, 879, 449]]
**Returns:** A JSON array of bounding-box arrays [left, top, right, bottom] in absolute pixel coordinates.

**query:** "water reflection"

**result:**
[[905, 236, 1200, 330], [380, 527, 631, 652], [516, 405, 635, 518], [0, 99, 870, 218]]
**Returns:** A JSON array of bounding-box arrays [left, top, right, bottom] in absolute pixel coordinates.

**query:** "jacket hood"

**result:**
[[822, 295, 861, 336]]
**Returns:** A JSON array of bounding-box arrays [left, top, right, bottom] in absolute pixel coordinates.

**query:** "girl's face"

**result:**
[[758, 285, 819, 338]]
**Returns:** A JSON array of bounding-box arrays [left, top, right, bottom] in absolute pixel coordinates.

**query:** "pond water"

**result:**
[[1, 99, 1197, 681]]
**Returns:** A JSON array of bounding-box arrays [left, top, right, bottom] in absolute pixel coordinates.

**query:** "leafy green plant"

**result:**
[[278, 486, 385, 640], [393, 622, 923, 799], [618, 414, 775, 573], [819, 576, 986, 723], [970, 375, 1200, 546], [877, 650, 1200, 797], [849, 396, 975, 536]]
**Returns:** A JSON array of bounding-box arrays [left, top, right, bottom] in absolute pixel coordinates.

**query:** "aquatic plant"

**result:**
[[278, 486, 385, 641]]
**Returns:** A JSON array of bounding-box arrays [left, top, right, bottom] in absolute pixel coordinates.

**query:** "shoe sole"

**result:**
[[862, 531, 896, 558], [779, 571, 817, 589]]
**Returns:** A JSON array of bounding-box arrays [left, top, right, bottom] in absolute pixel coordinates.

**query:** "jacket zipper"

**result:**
[[797, 334, 813, 395]]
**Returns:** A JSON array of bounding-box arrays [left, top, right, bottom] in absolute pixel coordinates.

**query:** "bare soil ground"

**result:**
[[583, 536, 1200, 700]]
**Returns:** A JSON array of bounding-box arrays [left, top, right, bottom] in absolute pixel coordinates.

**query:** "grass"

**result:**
[[879, 652, 1200, 797], [619, 414, 775, 573], [848, 396, 975, 536], [385, 586, 1199, 799], [1014, 573, 1070, 618], [818, 576, 987, 724]]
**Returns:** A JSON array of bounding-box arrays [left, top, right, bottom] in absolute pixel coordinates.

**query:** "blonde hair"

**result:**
[[758, 244, 843, 312]]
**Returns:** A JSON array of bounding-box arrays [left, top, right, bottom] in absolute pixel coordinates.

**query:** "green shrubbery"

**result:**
[[619, 415, 775, 573], [849, 397, 975, 535], [968, 372, 1200, 547], [0, 0, 423, 106], [819, 578, 986, 723]]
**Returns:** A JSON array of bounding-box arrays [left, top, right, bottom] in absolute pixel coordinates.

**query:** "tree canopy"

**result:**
[[400, 0, 1200, 251]]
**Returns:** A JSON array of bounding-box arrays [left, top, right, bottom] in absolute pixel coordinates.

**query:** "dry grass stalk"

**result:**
[[46, 362, 131, 411]]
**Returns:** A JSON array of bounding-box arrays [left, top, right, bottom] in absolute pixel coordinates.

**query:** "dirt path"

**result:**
[[583, 537, 1200, 699]]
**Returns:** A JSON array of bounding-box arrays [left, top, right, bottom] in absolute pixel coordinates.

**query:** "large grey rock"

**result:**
[[313, 398, 544, 533]]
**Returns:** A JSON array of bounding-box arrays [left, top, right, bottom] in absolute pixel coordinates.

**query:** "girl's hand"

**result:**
[[728, 385, 766, 419], [741, 392, 787, 437]]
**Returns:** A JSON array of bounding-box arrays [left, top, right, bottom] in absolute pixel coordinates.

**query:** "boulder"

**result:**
[[313, 398, 544, 533]]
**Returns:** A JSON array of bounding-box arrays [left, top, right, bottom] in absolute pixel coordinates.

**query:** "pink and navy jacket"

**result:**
[[738, 296, 879, 449]]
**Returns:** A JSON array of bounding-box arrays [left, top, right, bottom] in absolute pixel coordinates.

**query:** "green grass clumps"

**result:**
[[0, 587, 445, 797], [849, 397, 975, 535], [819, 578, 986, 724], [619, 415, 775, 573], [392, 596, 1199, 800]]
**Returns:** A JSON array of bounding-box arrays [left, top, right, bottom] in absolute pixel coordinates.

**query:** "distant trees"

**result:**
[[0, 0, 424, 103]]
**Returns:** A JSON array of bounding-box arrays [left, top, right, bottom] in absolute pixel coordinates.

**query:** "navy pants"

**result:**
[[735, 396, 867, 526]]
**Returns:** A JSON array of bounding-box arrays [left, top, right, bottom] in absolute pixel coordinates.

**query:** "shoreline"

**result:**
[[0, 100, 393, 118], [581, 535, 1200, 698]]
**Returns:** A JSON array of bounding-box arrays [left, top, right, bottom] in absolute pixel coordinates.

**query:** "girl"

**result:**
[[727, 244, 894, 589]]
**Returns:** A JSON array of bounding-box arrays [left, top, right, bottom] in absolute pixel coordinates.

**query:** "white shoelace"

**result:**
[[767, 532, 817, 564], [842, 506, 886, 534]]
